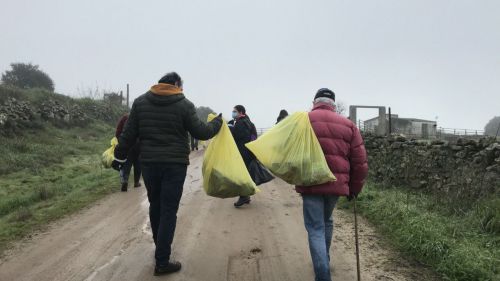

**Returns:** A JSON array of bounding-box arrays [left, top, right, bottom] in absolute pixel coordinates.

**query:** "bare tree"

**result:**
[[76, 83, 115, 100], [336, 100, 347, 116]]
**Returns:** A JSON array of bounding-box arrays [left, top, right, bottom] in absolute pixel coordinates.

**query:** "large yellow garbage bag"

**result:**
[[202, 114, 257, 198], [246, 112, 336, 186], [101, 137, 118, 168]]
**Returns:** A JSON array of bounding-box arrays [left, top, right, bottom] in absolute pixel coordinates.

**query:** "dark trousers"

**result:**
[[141, 163, 187, 266], [120, 157, 141, 184], [190, 138, 198, 151]]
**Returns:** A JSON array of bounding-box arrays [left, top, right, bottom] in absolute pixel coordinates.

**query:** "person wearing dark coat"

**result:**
[[276, 109, 288, 124], [113, 72, 223, 276], [115, 114, 141, 192], [228, 105, 257, 207]]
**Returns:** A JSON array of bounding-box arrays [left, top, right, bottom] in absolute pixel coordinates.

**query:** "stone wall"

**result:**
[[364, 134, 500, 202], [0, 86, 127, 134]]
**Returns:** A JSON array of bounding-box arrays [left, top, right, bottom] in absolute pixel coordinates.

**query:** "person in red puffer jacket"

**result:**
[[296, 88, 368, 281]]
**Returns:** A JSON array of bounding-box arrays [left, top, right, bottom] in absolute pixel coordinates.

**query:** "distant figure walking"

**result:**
[[190, 135, 199, 151], [115, 113, 141, 192], [228, 105, 258, 207], [276, 109, 288, 124]]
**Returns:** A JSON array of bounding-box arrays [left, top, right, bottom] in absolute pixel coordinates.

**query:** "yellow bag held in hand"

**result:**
[[101, 137, 118, 168], [202, 114, 257, 198], [246, 112, 336, 186]]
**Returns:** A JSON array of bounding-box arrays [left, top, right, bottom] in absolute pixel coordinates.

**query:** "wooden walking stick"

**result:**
[[354, 197, 361, 281]]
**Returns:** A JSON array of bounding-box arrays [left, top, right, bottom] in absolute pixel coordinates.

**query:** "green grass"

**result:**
[[339, 184, 500, 281], [0, 121, 119, 254], [0, 122, 112, 175]]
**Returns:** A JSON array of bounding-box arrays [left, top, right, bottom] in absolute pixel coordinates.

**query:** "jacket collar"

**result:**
[[312, 102, 336, 112], [150, 83, 183, 96]]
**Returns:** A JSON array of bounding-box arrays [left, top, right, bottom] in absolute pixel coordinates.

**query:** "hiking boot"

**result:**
[[134, 182, 141, 188], [154, 261, 182, 276], [234, 196, 251, 208], [121, 183, 128, 192]]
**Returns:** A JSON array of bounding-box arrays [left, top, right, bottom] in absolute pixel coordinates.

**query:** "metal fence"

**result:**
[[257, 123, 488, 140], [437, 127, 484, 136], [357, 119, 486, 140]]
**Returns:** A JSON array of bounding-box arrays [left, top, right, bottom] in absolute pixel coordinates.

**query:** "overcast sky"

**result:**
[[1, 0, 499, 129]]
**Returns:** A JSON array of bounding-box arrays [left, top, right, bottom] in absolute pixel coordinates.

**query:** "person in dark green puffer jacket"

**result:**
[[113, 72, 222, 276]]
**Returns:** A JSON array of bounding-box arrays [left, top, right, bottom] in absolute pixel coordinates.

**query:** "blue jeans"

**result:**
[[141, 163, 187, 266], [302, 194, 339, 281]]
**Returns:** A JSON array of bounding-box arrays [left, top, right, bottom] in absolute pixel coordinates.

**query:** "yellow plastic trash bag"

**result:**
[[202, 114, 257, 198], [246, 112, 336, 186], [101, 137, 118, 168]]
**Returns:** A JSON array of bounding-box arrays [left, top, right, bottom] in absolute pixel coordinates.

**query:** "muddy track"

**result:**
[[0, 151, 438, 281]]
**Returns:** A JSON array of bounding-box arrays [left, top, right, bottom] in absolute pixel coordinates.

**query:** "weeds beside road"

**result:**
[[339, 183, 500, 281], [0, 122, 118, 254]]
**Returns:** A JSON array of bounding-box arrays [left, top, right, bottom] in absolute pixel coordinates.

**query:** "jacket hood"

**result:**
[[146, 83, 185, 105], [150, 83, 183, 95]]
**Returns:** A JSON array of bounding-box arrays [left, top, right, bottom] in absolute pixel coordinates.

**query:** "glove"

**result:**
[[347, 192, 358, 202], [111, 159, 126, 171]]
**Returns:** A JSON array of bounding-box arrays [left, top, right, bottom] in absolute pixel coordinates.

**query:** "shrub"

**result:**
[[1, 63, 54, 92]]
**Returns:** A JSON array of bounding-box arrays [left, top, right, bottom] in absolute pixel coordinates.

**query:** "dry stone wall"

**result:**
[[364, 134, 500, 202], [0, 86, 127, 134]]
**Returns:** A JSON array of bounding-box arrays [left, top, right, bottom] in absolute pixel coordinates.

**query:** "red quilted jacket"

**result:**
[[295, 103, 368, 196]]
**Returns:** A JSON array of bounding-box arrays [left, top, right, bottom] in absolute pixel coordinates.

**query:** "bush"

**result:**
[[1, 63, 54, 92], [484, 116, 500, 137]]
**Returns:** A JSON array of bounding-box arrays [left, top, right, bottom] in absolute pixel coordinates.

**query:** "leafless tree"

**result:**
[[336, 100, 347, 116], [76, 83, 115, 100]]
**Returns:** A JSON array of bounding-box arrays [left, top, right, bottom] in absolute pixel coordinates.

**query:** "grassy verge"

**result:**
[[338, 184, 500, 281], [0, 122, 119, 254], [0, 122, 115, 175]]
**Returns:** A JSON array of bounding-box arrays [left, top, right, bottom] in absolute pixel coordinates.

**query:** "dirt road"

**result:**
[[0, 151, 437, 281]]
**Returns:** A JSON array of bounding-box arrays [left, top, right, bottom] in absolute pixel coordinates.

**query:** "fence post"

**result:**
[[388, 107, 392, 135], [126, 84, 130, 108]]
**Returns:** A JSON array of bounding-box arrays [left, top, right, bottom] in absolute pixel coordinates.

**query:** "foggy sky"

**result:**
[[1, 0, 499, 129]]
